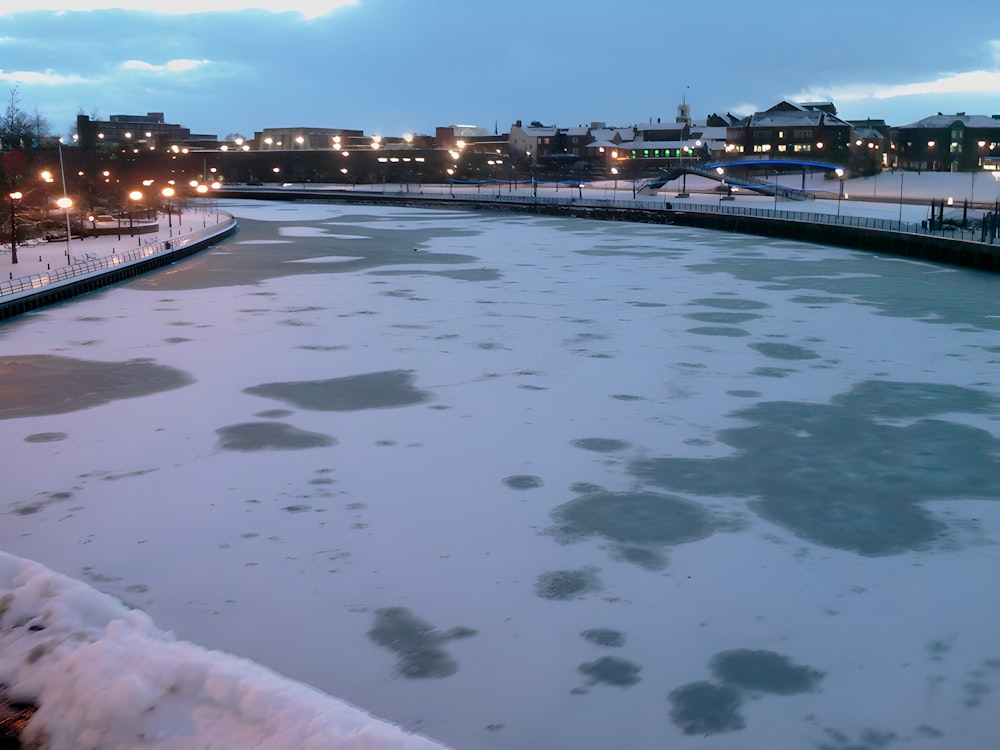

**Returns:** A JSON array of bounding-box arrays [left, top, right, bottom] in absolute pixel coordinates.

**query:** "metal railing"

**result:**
[[479, 192, 996, 244], [222, 183, 1000, 247], [0, 212, 236, 299]]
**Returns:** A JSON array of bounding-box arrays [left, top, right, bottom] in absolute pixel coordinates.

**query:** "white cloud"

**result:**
[[121, 59, 211, 73], [727, 102, 759, 117], [0, 68, 85, 85], [790, 68, 1000, 105], [870, 70, 1000, 99], [0, 1, 357, 20]]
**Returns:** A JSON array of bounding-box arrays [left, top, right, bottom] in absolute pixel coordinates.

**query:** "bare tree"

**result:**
[[1, 86, 49, 149], [30, 107, 51, 142]]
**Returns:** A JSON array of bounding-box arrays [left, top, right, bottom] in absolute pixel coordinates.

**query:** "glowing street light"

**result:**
[[835, 168, 845, 217], [128, 190, 143, 240], [56, 196, 73, 263], [161, 186, 175, 232], [8, 191, 22, 264]]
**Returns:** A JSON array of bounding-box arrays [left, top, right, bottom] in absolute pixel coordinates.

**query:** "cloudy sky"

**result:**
[[2, 0, 999, 141]]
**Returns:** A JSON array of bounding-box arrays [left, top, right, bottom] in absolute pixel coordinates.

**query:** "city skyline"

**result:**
[[2, 0, 1000, 140]]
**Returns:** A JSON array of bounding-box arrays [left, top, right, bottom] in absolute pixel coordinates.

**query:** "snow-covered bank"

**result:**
[[0, 550, 448, 750]]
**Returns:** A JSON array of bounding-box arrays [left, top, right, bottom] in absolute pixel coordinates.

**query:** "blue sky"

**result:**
[[2, 0, 1000, 141]]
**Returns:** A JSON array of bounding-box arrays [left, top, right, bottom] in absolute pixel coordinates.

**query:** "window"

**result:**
[[794, 144, 811, 152], [778, 144, 787, 152], [793, 129, 813, 139]]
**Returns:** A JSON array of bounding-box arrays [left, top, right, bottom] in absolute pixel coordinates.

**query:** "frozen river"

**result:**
[[2, 199, 999, 749]]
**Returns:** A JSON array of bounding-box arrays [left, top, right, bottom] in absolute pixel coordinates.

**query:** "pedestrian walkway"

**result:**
[[0, 206, 236, 320], [1, 206, 226, 285]]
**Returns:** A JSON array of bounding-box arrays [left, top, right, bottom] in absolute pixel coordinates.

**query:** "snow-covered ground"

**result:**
[[1, 189, 999, 749], [0, 552, 448, 749]]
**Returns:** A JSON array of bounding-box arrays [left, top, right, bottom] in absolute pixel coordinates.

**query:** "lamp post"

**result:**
[[161, 186, 175, 235], [835, 168, 845, 217], [196, 184, 208, 226], [56, 197, 73, 264], [8, 191, 21, 264], [56, 139, 74, 263], [128, 190, 143, 243], [898, 171, 905, 224]]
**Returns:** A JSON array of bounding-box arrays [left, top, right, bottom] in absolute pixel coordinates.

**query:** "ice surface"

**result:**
[[1, 195, 998, 749]]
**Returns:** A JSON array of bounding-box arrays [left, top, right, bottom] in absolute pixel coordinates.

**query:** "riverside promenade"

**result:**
[[2, 170, 997, 323], [219, 169, 1000, 273], [0, 205, 236, 321]]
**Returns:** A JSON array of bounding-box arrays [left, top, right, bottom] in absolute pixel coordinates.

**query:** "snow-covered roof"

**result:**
[[516, 126, 558, 137], [692, 125, 728, 140], [588, 127, 633, 143], [895, 113, 1000, 130], [853, 125, 884, 140], [746, 110, 850, 128], [636, 122, 686, 132], [585, 140, 619, 149], [618, 139, 700, 150]]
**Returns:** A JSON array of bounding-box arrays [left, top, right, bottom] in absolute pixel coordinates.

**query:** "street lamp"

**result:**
[[56, 138, 74, 262], [835, 168, 845, 217], [161, 186, 175, 233], [56, 196, 73, 264], [8, 191, 21, 264], [898, 171, 905, 224], [196, 184, 209, 225], [128, 190, 143, 242]]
